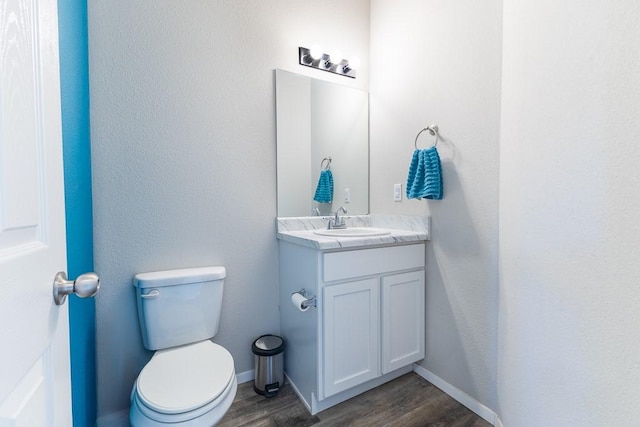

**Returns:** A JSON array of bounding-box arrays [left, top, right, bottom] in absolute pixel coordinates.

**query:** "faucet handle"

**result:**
[[329, 206, 348, 229]]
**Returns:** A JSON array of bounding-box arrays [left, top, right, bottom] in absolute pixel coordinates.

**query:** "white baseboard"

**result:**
[[236, 369, 255, 384], [413, 364, 498, 426], [285, 365, 413, 416], [285, 373, 313, 413], [494, 415, 505, 427]]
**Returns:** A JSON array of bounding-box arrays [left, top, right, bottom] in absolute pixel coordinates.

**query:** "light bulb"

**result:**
[[309, 45, 323, 60]]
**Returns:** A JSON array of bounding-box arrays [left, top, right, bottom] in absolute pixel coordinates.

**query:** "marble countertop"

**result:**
[[276, 214, 430, 250]]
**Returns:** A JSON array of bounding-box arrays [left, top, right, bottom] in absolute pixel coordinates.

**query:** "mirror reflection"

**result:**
[[276, 69, 369, 217]]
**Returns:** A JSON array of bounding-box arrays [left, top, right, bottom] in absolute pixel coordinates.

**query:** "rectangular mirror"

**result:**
[[276, 69, 369, 217]]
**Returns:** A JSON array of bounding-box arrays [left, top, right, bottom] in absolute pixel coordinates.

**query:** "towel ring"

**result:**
[[414, 125, 439, 149], [320, 157, 332, 170]]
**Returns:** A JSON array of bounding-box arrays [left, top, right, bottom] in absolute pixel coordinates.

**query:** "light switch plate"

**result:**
[[394, 184, 402, 202]]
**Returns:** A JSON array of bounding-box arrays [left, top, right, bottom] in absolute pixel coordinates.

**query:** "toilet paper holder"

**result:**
[[293, 288, 317, 309]]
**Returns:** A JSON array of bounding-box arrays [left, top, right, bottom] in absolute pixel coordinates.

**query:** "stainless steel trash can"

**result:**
[[252, 334, 285, 397]]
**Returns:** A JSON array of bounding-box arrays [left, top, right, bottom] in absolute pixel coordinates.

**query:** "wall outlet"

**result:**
[[344, 188, 351, 203], [394, 184, 402, 202]]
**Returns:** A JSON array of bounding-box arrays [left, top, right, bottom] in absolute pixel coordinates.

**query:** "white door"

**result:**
[[381, 270, 425, 374], [322, 278, 379, 398], [0, 0, 80, 424]]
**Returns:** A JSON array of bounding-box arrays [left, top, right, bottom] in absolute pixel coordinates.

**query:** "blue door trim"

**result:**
[[58, 0, 96, 425]]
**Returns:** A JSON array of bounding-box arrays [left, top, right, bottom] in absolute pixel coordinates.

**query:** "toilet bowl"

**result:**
[[130, 267, 237, 426], [130, 341, 237, 426]]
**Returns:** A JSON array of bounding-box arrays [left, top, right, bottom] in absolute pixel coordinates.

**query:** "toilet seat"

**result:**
[[131, 374, 237, 425], [133, 340, 235, 423]]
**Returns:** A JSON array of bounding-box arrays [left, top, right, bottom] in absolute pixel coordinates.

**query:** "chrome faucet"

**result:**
[[327, 206, 347, 229]]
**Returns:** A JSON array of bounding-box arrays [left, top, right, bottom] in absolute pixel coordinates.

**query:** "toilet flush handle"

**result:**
[[140, 289, 160, 299]]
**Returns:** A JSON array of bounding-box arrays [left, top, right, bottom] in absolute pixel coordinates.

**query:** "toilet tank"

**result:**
[[133, 266, 226, 351]]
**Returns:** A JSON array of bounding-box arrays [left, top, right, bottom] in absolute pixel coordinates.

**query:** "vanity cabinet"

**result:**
[[279, 241, 425, 414]]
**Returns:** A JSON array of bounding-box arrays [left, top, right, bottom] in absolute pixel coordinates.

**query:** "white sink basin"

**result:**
[[313, 227, 391, 237]]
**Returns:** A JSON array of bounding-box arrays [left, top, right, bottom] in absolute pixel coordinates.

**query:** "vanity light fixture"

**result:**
[[298, 46, 357, 79]]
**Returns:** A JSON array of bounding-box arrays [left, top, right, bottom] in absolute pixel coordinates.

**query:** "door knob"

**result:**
[[53, 271, 100, 306]]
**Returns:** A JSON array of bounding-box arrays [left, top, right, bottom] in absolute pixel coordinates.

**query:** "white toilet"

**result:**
[[130, 266, 237, 426]]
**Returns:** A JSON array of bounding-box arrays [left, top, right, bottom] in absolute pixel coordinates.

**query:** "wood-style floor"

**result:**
[[218, 373, 491, 427]]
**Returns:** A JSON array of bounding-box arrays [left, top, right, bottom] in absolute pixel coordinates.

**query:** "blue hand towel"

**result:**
[[314, 169, 334, 203], [406, 147, 443, 200]]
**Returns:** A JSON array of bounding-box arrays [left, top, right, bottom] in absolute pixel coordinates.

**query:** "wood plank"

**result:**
[[219, 373, 491, 427], [219, 383, 319, 427]]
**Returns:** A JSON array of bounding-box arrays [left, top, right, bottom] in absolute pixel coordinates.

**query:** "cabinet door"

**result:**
[[323, 278, 379, 398], [381, 270, 425, 374]]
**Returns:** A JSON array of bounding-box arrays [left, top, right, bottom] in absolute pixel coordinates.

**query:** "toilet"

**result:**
[[129, 266, 237, 426]]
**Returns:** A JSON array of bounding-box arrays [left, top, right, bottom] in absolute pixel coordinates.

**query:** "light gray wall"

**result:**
[[87, 0, 369, 420], [498, 0, 640, 425], [369, 0, 502, 411]]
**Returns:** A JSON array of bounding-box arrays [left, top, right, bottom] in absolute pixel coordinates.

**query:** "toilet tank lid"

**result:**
[[133, 266, 226, 289]]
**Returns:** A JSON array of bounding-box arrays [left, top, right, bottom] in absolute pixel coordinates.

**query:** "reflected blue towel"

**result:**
[[406, 147, 443, 200], [314, 169, 334, 203]]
